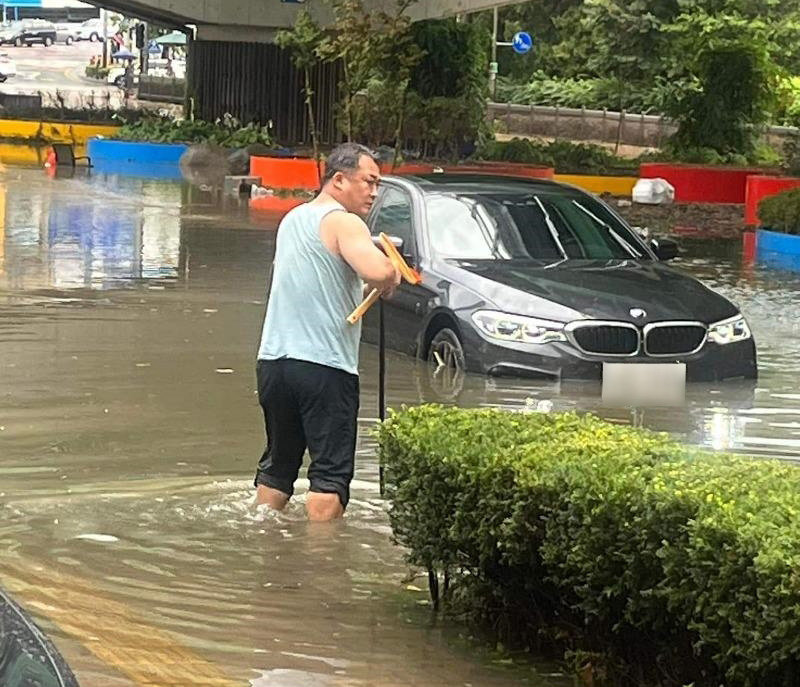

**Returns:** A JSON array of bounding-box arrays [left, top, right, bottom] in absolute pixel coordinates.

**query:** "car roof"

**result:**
[[389, 173, 587, 197]]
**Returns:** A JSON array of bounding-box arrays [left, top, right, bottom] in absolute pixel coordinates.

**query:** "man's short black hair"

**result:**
[[322, 143, 379, 185]]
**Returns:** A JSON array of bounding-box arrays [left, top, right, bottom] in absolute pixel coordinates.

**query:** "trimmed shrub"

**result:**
[[378, 405, 800, 686], [476, 136, 635, 175], [113, 113, 274, 148], [758, 188, 800, 235]]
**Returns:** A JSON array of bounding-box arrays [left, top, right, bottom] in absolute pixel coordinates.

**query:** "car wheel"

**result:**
[[65, 36, 73, 45], [44, 37, 53, 46], [426, 327, 466, 399], [14, 38, 22, 47], [90, 32, 99, 42]]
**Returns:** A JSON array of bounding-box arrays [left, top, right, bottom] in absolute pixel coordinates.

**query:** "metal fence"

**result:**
[[487, 102, 799, 151], [138, 75, 186, 104]]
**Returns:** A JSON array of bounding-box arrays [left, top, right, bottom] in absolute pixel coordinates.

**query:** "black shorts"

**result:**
[[253, 358, 359, 508]]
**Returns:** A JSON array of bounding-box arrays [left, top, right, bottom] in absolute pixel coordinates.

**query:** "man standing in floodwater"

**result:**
[[253, 143, 400, 522]]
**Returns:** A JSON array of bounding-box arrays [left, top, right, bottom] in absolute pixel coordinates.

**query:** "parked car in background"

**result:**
[[0, 20, 57, 46], [361, 175, 757, 388], [0, 52, 17, 81], [54, 22, 81, 45], [73, 18, 103, 42]]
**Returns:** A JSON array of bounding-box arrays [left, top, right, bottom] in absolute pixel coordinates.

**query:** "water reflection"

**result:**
[[0, 172, 182, 291], [0, 165, 799, 687]]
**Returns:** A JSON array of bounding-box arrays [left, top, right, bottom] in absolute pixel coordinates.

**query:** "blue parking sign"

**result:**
[[512, 31, 533, 55]]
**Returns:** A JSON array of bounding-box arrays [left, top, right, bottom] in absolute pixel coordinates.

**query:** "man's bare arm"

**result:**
[[324, 212, 399, 290]]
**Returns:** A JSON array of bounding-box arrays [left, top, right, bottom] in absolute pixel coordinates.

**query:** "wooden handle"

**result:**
[[347, 288, 380, 324]]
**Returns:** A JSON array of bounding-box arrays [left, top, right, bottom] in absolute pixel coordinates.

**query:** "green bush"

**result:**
[[113, 113, 274, 148], [378, 405, 800, 686], [350, 19, 489, 160], [757, 188, 800, 235], [476, 137, 635, 174], [495, 73, 664, 114], [84, 65, 110, 80], [665, 41, 775, 158]]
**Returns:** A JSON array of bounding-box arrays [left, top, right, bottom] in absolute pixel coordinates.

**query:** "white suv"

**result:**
[[74, 18, 103, 42]]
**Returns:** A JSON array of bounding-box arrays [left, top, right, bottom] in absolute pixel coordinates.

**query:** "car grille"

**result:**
[[571, 324, 639, 355], [644, 324, 707, 355]]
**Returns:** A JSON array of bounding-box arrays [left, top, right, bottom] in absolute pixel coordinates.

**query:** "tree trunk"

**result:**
[[303, 67, 320, 174], [342, 63, 352, 142], [391, 86, 408, 171]]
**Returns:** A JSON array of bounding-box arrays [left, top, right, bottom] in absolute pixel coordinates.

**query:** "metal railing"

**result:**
[[487, 101, 799, 150], [137, 75, 185, 104]]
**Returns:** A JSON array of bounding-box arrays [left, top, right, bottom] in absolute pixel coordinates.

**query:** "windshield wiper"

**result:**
[[572, 200, 643, 258], [534, 197, 568, 259]]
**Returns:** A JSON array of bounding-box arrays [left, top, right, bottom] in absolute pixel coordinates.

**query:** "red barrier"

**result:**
[[639, 163, 767, 204], [249, 194, 307, 225], [443, 161, 555, 179], [744, 175, 800, 226], [379, 162, 554, 178], [248, 156, 555, 190], [742, 230, 756, 262], [250, 156, 320, 190]]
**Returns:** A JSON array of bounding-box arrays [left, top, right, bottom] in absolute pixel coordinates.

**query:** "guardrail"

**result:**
[[487, 101, 799, 150], [137, 75, 185, 104]]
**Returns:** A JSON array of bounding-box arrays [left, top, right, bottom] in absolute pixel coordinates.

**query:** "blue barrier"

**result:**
[[87, 138, 188, 166], [91, 157, 184, 181], [757, 228, 800, 255], [756, 229, 800, 272]]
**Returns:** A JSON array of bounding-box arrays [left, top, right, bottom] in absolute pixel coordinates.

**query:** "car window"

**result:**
[[425, 192, 649, 261], [372, 187, 416, 256]]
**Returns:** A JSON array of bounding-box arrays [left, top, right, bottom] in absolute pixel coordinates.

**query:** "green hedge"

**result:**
[[84, 65, 110, 80], [476, 137, 636, 175], [377, 405, 800, 687], [758, 188, 800, 235], [113, 113, 274, 147]]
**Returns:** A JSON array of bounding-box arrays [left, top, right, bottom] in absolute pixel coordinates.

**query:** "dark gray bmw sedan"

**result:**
[[361, 174, 757, 387]]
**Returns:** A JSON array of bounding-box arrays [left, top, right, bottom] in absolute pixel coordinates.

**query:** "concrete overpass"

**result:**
[[86, 0, 518, 146], [88, 0, 519, 42]]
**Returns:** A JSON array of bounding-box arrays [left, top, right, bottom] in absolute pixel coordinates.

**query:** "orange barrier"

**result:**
[[744, 175, 800, 226], [249, 156, 321, 190]]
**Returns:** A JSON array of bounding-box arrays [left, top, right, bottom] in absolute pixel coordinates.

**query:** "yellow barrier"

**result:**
[[0, 142, 48, 166], [554, 174, 638, 196], [0, 119, 119, 145]]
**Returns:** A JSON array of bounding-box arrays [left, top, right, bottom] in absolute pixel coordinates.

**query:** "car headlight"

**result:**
[[472, 310, 567, 344], [707, 314, 752, 345]]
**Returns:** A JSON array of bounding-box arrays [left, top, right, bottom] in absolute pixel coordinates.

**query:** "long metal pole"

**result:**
[[378, 298, 386, 496], [490, 7, 498, 99], [101, 8, 108, 68]]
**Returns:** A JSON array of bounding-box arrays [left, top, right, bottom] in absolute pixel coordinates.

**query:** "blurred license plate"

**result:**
[[602, 363, 686, 407]]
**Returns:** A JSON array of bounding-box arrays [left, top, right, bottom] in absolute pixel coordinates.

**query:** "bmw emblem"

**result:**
[[630, 307, 647, 319]]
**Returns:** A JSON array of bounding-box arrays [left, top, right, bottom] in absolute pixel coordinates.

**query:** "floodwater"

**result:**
[[0, 165, 798, 687]]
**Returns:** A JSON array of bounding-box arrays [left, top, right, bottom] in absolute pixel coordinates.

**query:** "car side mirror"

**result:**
[[650, 237, 679, 261], [372, 234, 403, 252], [372, 234, 416, 268]]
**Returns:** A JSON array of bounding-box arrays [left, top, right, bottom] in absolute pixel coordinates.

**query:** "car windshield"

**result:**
[[425, 191, 650, 261]]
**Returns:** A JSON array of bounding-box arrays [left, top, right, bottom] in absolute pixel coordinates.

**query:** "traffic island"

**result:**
[[378, 405, 800, 687]]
